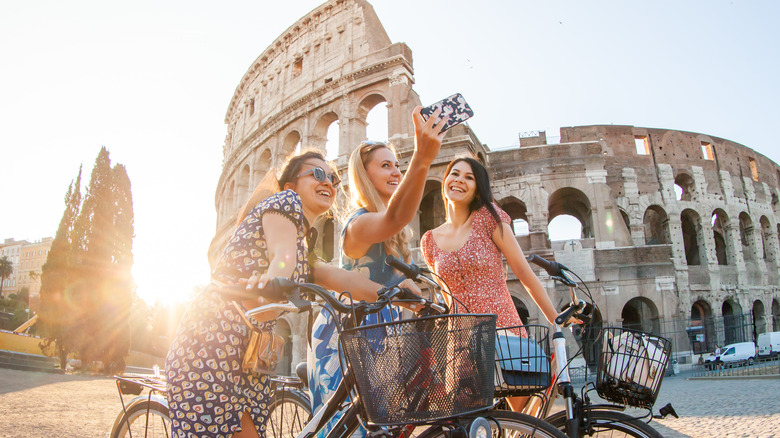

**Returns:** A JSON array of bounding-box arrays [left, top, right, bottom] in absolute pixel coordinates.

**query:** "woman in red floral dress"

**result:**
[[420, 157, 563, 411]]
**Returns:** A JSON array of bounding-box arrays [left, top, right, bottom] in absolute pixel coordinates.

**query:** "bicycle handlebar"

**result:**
[[526, 254, 577, 287], [385, 255, 448, 314], [526, 254, 594, 326]]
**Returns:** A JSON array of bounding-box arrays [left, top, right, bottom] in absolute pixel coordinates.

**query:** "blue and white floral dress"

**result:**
[[308, 209, 402, 437], [166, 189, 310, 437]]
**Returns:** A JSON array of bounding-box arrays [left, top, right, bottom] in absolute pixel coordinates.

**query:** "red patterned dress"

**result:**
[[421, 204, 526, 336]]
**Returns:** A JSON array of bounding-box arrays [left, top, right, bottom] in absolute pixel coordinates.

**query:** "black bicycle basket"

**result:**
[[339, 313, 497, 425], [494, 324, 551, 397], [595, 327, 671, 409]]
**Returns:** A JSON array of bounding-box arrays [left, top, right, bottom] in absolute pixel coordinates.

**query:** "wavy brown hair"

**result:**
[[236, 150, 334, 228]]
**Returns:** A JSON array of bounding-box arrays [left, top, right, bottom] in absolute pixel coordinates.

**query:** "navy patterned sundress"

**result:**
[[166, 189, 309, 437], [308, 209, 402, 437]]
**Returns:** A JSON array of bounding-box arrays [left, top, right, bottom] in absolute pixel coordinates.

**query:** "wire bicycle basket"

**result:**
[[494, 324, 551, 397], [595, 327, 671, 409], [339, 313, 497, 425]]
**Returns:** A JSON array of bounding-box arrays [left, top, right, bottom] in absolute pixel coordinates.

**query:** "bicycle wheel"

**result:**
[[110, 400, 171, 438], [265, 387, 312, 438], [545, 410, 663, 438], [417, 410, 566, 438]]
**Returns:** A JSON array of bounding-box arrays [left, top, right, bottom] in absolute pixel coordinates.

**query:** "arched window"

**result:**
[[621, 297, 660, 335], [739, 212, 755, 262], [674, 173, 695, 201], [711, 209, 730, 265], [722, 300, 747, 345], [681, 209, 704, 265], [420, 181, 445, 238], [690, 300, 715, 354], [547, 187, 593, 240], [643, 205, 670, 245], [753, 300, 766, 340]]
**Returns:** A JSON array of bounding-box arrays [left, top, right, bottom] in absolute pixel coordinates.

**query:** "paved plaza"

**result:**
[[0, 367, 777, 437]]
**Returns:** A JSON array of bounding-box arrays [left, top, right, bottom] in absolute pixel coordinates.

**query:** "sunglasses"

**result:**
[[297, 166, 341, 187]]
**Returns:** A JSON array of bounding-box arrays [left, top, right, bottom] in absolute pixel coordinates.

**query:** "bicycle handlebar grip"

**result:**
[[526, 254, 571, 277], [385, 255, 422, 280]]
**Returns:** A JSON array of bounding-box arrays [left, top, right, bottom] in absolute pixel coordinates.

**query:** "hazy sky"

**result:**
[[2, 1, 778, 304]]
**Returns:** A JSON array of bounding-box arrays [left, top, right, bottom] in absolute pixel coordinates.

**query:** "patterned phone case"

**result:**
[[420, 93, 474, 132]]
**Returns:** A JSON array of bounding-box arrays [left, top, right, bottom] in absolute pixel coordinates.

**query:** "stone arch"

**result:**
[[226, 180, 236, 218], [238, 163, 251, 208], [621, 297, 660, 334], [254, 148, 273, 180], [281, 131, 302, 156], [739, 212, 755, 262], [643, 205, 670, 245], [547, 187, 593, 239], [498, 196, 529, 235], [313, 111, 340, 158], [619, 208, 631, 234], [773, 299, 780, 331], [690, 299, 716, 354], [357, 92, 389, 142], [681, 209, 705, 266], [674, 172, 695, 201], [511, 296, 529, 325], [275, 318, 293, 376], [711, 209, 731, 265], [753, 299, 766, 339], [722, 299, 748, 345], [759, 215, 776, 262], [420, 179, 445, 238]]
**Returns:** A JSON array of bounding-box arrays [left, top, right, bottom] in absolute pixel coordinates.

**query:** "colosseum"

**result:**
[[209, 0, 780, 374]]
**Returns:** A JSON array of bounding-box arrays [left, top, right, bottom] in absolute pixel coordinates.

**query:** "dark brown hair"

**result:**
[[236, 150, 328, 227], [442, 157, 503, 232]]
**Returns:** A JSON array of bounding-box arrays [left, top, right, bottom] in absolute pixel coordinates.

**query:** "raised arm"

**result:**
[[342, 107, 447, 258], [492, 222, 559, 324]]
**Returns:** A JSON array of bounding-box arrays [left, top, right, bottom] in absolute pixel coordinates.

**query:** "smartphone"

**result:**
[[420, 93, 474, 132]]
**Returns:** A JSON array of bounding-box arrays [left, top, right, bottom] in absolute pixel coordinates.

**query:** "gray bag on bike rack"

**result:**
[[494, 334, 550, 389]]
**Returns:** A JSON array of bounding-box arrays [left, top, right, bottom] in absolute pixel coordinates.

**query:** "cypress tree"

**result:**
[[39, 166, 82, 368], [41, 147, 136, 373]]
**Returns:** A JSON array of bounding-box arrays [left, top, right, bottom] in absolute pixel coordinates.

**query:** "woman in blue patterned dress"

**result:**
[[166, 151, 388, 438], [308, 107, 447, 435]]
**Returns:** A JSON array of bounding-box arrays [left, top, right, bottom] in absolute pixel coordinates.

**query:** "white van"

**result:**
[[704, 341, 756, 369], [757, 331, 780, 358]]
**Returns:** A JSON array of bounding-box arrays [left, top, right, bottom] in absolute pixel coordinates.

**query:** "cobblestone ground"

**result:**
[[550, 373, 780, 437], [0, 367, 778, 437]]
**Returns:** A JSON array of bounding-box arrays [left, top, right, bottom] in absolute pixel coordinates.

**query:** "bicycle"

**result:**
[[111, 264, 567, 438], [490, 254, 679, 437], [109, 367, 311, 438]]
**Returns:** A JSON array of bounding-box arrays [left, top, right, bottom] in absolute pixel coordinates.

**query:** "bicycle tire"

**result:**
[[545, 410, 663, 438], [110, 399, 171, 438], [416, 410, 566, 438], [265, 387, 312, 438]]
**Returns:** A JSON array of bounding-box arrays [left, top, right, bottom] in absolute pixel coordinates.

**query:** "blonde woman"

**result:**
[[308, 107, 447, 434]]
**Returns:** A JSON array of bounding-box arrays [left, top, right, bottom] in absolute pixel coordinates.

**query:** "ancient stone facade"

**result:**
[[212, 0, 780, 374]]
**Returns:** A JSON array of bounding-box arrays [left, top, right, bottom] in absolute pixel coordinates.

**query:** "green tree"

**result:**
[[38, 147, 135, 373], [70, 147, 135, 373], [0, 256, 13, 297], [38, 166, 82, 368]]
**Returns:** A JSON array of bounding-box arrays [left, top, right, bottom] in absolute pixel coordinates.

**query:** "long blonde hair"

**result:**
[[347, 141, 411, 262]]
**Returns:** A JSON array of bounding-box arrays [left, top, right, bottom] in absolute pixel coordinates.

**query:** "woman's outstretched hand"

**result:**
[[411, 106, 448, 165]]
